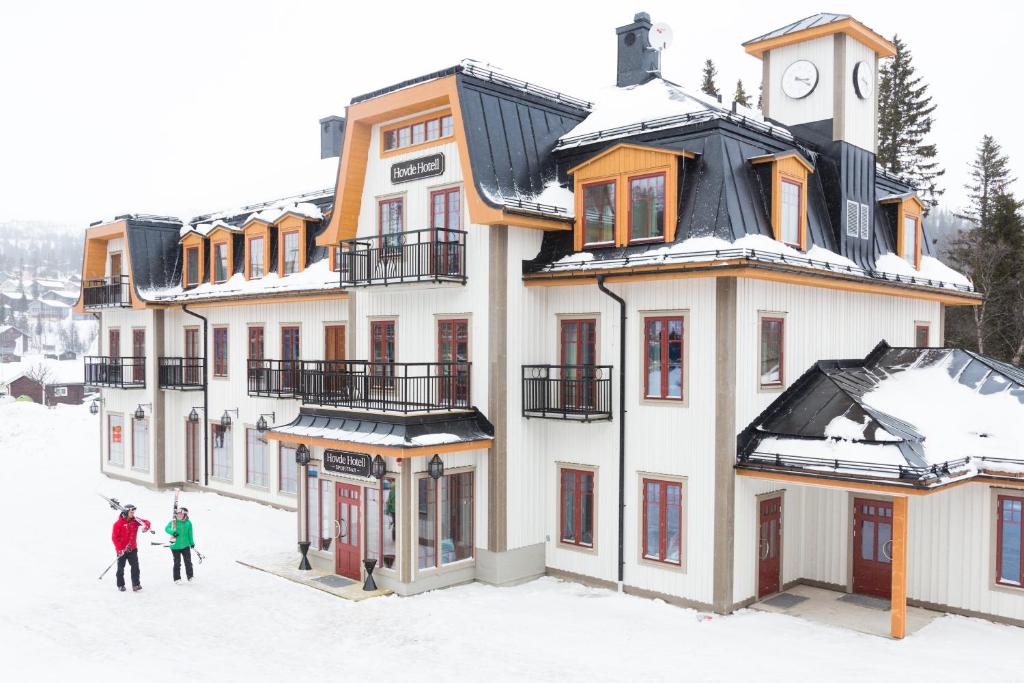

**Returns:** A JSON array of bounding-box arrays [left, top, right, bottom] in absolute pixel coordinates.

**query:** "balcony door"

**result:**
[[281, 326, 300, 392], [560, 319, 596, 411], [184, 328, 200, 385], [108, 329, 121, 385], [431, 188, 461, 276], [132, 329, 145, 383], [324, 325, 346, 399], [109, 253, 122, 278], [370, 320, 395, 394], [438, 318, 468, 405], [852, 498, 893, 599]]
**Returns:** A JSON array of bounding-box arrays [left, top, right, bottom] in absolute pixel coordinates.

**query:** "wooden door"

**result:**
[[852, 498, 894, 598], [325, 325, 345, 361], [335, 482, 362, 581], [281, 326, 300, 391], [184, 328, 199, 385], [132, 329, 145, 383], [109, 329, 120, 358], [430, 187, 461, 275], [185, 419, 201, 483], [758, 496, 783, 598], [560, 319, 596, 410], [109, 253, 122, 278], [438, 319, 469, 404]]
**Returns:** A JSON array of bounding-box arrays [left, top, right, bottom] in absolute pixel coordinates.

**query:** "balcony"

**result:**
[[338, 228, 467, 287], [522, 365, 613, 421], [84, 356, 146, 389], [300, 361, 471, 413], [158, 357, 204, 390], [247, 359, 303, 398], [82, 275, 131, 309]]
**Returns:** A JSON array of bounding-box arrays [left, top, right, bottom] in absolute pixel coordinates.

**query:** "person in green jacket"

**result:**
[[165, 508, 196, 583]]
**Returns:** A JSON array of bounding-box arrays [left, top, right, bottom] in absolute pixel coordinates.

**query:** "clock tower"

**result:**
[[744, 14, 896, 154]]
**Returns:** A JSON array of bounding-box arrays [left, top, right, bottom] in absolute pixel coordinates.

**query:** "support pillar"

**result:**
[[890, 496, 908, 639]]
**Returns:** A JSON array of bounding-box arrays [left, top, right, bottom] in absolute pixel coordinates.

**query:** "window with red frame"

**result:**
[[915, 323, 930, 347], [560, 468, 595, 547], [282, 231, 300, 275], [382, 113, 454, 152], [212, 241, 228, 283], [779, 178, 803, 248], [760, 317, 784, 388], [582, 181, 615, 245], [248, 326, 264, 360], [431, 187, 461, 276], [185, 246, 200, 287], [213, 327, 228, 377], [379, 198, 403, 252], [561, 319, 597, 410], [371, 320, 396, 389], [629, 173, 666, 242], [438, 318, 469, 404], [644, 316, 683, 400], [997, 494, 1023, 588], [642, 478, 682, 565]]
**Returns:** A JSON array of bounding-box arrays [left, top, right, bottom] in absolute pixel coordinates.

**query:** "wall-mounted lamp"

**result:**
[[134, 403, 152, 421], [428, 454, 444, 481], [220, 408, 239, 428], [256, 412, 276, 433], [188, 406, 203, 423], [89, 397, 105, 415]]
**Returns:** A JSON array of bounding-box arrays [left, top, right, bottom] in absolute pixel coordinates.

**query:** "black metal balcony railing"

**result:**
[[82, 275, 131, 309], [247, 359, 303, 398], [84, 356, 146, 389], [522, 365, 613, 421], [338, 228, 467, 287], [158, 357, 205, 390], [300, 360, 471, 413]]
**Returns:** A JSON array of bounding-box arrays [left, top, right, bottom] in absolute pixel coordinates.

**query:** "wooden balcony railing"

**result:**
[[158, 357, 204, 390], [247, 359, 302, 399], [82, 275, 131, 309], [337, 228, 467, 287], [522, 365, 613, 421], [84, 356, 146, 389], [300, 360, 471, 413]]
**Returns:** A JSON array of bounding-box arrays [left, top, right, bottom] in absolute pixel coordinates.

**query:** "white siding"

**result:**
[[766, 36, 835, 127]]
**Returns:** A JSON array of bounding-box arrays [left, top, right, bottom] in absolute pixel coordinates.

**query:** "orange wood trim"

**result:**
[[75, 220, 130, 312], [264, 431, 492, 457], [890, 496, 908, 639], [379, 108, 454, 158], [750, 151, 814, 174], [744, 17, 896, 59], [523, 261, 982, 305], [896, 200, 923, 270], [567, 143, 695, 176], [186, 291, 347, 308]]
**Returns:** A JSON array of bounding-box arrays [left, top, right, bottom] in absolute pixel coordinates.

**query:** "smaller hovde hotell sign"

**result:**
[[323, 450, 372, 478], [391, 153, 445, 184]]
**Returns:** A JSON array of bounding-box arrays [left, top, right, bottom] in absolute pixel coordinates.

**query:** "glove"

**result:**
[[190, 544, 194, 549], [171, 532, 178, 537]]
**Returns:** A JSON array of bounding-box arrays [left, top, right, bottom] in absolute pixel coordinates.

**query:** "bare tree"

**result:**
[[24, 362, 53, 389]]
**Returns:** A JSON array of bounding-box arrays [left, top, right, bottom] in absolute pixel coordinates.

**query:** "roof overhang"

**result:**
[[567, 143, 697, 176], [743, 16, 896, 59], [749, 150, 815, 174]]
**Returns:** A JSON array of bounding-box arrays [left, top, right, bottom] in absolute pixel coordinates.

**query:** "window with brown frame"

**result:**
[[382, 113, 454, 153], [248, 326, 264, 360], [779, 178, 803, 248], [248, 236, 265, 279], [185, 246, 200, 287], [379, 198, 404, 252], [915, 323, 930, 347], [760, 316, 784, 388], [996, 494, 1023, 588], [282, 231, 300, 275], [642, 478, 683, 565], [560, 467, 595, 548], [213, 327, 228, 377], [644, 315, 683, 400], [900, 214, 919, 266], [212, 241, 229, 283], [629, 173, 666, 243], [582, 181, 615, 246]]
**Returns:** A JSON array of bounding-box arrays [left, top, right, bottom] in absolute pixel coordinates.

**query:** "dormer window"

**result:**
[[583, 181, 615, 246], [779, 178, 803, 248], [248, 236, 265, 278], [629, 173, 665, 242], [282, 231, 300, 275], [750, 150, 814, 251], [212, 242, 229, 283], [900, 214, 919, 266], [881, 193, 924, 270], [186, 246, 200, 287], [570, 143, 693, 251]]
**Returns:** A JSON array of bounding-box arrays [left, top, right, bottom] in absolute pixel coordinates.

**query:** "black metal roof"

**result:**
[[270, 406, 494, 451], [123, 217, 185, 292], [737, 342, 1024, 486], [743, 13, 850, 45]]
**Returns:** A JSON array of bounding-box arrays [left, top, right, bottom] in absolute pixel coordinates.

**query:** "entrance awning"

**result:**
[[266, 407, 494, 457]]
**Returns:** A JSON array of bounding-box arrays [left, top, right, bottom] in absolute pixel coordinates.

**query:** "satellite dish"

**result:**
[[649, 22, 673, 50]]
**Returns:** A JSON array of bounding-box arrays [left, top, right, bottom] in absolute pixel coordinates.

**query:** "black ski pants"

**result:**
[[172, 547, 194, 581], [116, 549, 140, 588]]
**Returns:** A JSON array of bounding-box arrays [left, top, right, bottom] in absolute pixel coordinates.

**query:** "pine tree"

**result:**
[[876, 35, 945, 211], [700, 59, 720, 100], [965, 135, 1016, 227], [733, 79, 751, 108], [756, 83, 763, 111]]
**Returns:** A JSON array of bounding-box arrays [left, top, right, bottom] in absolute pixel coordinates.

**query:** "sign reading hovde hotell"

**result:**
[[390, 153, 444, 184], [323, 450, 372, 478]]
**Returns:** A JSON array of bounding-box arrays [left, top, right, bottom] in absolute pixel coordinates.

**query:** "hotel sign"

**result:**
[[323, 450, 372, 478], [391, 153, 445, 184]]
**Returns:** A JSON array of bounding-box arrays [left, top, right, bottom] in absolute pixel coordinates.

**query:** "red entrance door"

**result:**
[[852, 498, 894, 598], [335, 482, 362, 580], [758, 496, 782, 598]]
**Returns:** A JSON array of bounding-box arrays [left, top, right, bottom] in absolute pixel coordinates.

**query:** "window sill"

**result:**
[[556, 540, 598, 555], [638, 556, 687, 574], [415, 556, 476, 577], [210, 476, 233, 484], [629, 237, 666, 246], [758, 383, 785, 393], [131, 467, 151, 474], [583, 241, 615, 249], [245, 483, 270, 491]]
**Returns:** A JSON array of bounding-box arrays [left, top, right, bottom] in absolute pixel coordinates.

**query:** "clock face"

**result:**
[[781, 60, 818, 100], [853, 61, 874, 99]]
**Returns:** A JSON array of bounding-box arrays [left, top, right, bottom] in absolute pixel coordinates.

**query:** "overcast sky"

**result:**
[[1, 1, 1020, 227]]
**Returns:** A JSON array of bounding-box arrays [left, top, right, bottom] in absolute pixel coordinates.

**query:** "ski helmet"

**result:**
[[178, 507, 189, 518], [122, 504, 137, 516]]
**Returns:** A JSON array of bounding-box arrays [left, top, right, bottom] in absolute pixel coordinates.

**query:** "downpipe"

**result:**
[[596, 275, 626, 590], [182, 304, 209, 486]]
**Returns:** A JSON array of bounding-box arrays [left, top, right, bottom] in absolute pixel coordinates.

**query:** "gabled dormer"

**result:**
[[179, 230, 207, 289], [568, 143, 695, 251], [750, 150, 814, 251], [205, 223, 243, 284], [242, 216, 273, 280], [276, 213, 310, 276], [880, 193, 925, 270]]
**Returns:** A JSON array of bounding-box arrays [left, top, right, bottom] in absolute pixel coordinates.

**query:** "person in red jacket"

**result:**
[[111, 504, 151, 592]]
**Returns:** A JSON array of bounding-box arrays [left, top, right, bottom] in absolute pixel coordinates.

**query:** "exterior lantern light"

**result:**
[[371, 454, 387, 480], [89, 397, 104, 415], [221, 408, 239, 428], [428, 454, 444, 481], [188, 406, 202, 423], [256, 412, 276, 433], [134, 403, 152, 421], [295, 444, 311, 465]]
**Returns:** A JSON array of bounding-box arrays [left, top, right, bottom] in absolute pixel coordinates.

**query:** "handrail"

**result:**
[[84, 355, 146, 389], [337, 228, 467, 287], [300, 360, 471, 412], [522, 364, 613, 421], [158, 356, 205, 390], [82, 275, 131, 308], [738, 450, 973, 481]]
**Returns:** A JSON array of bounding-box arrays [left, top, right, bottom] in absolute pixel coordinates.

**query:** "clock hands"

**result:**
[[794, 77, 811, 84]]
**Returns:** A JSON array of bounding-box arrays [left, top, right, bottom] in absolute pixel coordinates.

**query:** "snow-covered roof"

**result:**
[[140, 259, 341, 303], [0, 355, 84, 386], [738, 343, 1024, 488]]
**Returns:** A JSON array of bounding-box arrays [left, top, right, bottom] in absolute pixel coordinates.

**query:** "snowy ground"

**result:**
[[3, 402, 1022, 682]]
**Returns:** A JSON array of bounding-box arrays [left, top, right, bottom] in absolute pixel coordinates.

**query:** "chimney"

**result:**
[[319, 115, 346, 160], [616, 12, 660, 87]]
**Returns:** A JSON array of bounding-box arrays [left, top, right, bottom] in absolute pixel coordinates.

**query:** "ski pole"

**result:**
[[194, 548, 205, 564], [98, 557, 118, 580]]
